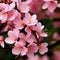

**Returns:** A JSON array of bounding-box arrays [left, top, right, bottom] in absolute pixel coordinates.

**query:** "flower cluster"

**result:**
[[4, 12, 48, 57], [0, 0, 60, 59]]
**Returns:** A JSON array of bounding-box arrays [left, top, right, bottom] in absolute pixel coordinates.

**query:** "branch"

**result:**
[[48, 40, 60, 49]]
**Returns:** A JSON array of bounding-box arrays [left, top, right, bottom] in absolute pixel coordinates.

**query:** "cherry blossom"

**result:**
[[39, 43, 48, 55], [30, 0, 43, 13], [23, 13, 38, 26], [5, 29, 19, 44], [13, 0, 32, 13], [0, 2, 15, 23], [42, 0, 59, 12], [25, 26, 35, 37], [12, 41, 28, 56], [19, 33, 35, 43], [35, 22, 48, 38], [27, 43, 38, 57], [7, 9, 19, 21], [13, 13, 25, 29]]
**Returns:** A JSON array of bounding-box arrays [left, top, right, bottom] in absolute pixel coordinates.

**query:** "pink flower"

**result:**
[[19, 33, 27, 44], [7, 2, 15, 12], [39, 43, 48, 55], [42, 0, 58, 12], [13, 13, 25, 29], [0, 2, 15, 13], [5, 29, 19, 44], [7, 9, 19, 21], [26, 34, 36, 43], [23, 13, 38, 26], [12, 41, 28, 56], [25, 26, 35, 37], [30, 0, 43, 13], [0, 36, 4, 48], [15, 0, 32, 13], [19, 33, 35, 43], [0, 13, 8, 23], [27, 43, 38, 57], [0, 3, 8, 23], [0, 2, 15, 23], [35, 22, 48, 38]]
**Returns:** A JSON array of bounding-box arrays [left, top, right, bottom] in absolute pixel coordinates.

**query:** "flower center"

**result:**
[[29, 18, 32, 23]]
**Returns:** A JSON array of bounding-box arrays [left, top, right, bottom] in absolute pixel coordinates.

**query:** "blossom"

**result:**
[[25, 26, 35, 37], [26, 34, 36, 43], [23, 13, 38, 26], [19, 33, 35, 43], [0, 2, 15, 13], [19, 33, 27, 44], [0, 3, 8, 23], [30, 0, 43, 13], [15, 0, 32, 13], [7, 2, 15, 11], [5, 29, 19, 44], [35, 22, 48, 38], [7, 9, 19, 21], [13, 13, 25, 29], [27, 43, 38, 57], [42, 0, 58, 12], [39, 43, 48, 55], [12, 41, 28, 56], [0, 2, 15, 23], [0, 36, 4, 48], [0, 13, 8, 23]]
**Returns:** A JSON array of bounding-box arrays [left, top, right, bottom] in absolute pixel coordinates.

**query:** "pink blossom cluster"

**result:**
[[0, 0, 49, 57]]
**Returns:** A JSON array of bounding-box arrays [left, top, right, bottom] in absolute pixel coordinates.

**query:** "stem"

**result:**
[[48, 40, 60, 49]]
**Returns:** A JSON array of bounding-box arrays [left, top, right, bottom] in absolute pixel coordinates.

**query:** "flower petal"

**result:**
[[5, 37, 15, 44], [21, 47, 28, 56], [42, 2, 49, 9], [12, 47, 20, 55]]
